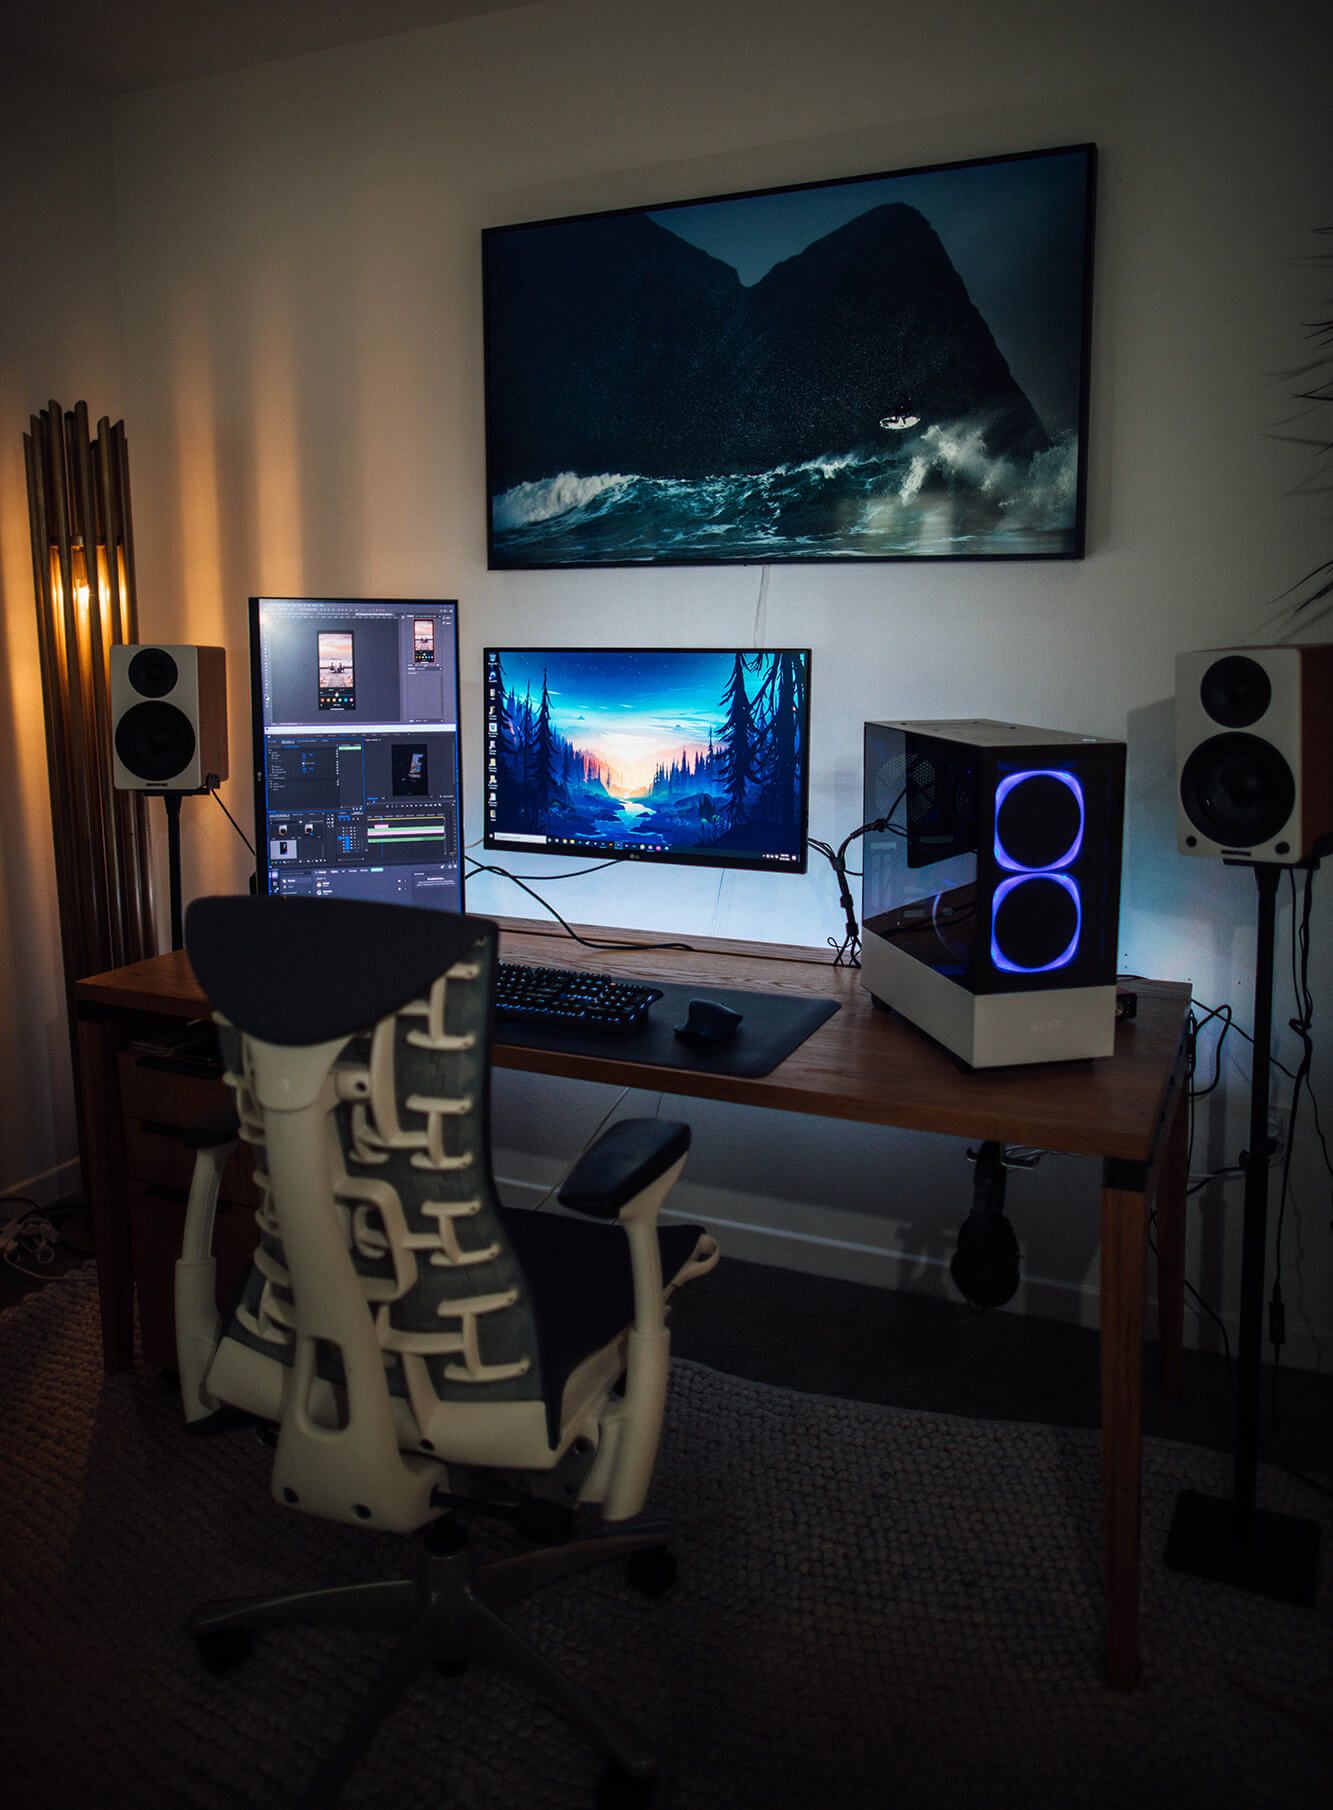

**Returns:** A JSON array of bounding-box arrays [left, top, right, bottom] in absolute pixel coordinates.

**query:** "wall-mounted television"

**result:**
[[482, 143, 1095, 569], [483, 647, 811, 873], [250, 597, 464, 910]]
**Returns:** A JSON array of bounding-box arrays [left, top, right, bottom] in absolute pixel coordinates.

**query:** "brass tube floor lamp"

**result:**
[[24, 400, 158, 1104]]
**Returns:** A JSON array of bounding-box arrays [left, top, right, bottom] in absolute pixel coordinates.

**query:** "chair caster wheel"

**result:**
[[596, 1760, 655, 1810], [625, 1546, 676, 1598], [196, 1627, 252, 1673]]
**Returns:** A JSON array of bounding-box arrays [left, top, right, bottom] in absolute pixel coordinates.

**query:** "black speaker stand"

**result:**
[[162, 793, 185, 952], [1163, 860, 1321, 1605]]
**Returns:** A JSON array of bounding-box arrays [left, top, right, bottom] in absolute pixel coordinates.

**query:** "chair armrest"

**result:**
[[560, 1119, 693, 1523], [557, 1119, 691, 1219]]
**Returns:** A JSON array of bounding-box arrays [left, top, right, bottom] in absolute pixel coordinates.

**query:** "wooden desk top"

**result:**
[[77, 916, 1191, 1165]]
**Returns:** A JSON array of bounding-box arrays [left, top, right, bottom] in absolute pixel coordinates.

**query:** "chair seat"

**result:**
[[498, 1207, 708, 1432]]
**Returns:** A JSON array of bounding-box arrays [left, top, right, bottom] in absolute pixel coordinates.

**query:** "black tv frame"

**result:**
[[482, 645, 812, 875], [482, 142, 1096, 570]]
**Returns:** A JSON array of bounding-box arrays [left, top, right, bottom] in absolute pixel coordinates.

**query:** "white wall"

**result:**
[[1, 57, 125, 1208], [27, 0, 1333, 1356]]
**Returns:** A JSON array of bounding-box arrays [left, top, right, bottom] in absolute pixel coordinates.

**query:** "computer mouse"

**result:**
[[674, 998, 744, 1044]]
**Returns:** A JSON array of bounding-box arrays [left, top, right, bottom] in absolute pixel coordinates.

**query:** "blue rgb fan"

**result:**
[[989, 768, 1086, 975]]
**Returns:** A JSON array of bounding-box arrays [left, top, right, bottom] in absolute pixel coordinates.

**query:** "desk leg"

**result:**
[[1154, 1086, 1188, 1398], [1100, 1159, 1149, 1691], [76, 1007, 135, 1372]]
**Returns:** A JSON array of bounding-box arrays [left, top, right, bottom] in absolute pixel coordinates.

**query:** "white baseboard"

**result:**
[[493, 1161, 1328, 1376]]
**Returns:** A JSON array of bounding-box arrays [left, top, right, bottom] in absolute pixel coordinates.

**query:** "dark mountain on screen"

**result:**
[[484, 203, 1046, 489]]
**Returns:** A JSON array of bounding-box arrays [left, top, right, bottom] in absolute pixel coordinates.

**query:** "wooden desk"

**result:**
[[75, 919, 1190, 1692]]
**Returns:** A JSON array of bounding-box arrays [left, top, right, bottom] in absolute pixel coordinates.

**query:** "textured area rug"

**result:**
[[2, 1274, 1329, 1810]]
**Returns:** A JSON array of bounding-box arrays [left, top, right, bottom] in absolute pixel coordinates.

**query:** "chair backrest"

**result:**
[[186, 895, 557, 1531]]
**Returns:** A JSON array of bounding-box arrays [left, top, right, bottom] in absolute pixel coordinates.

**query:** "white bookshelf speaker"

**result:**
[[111, 645, 228, 792], [1176, 645, 1333, 863]]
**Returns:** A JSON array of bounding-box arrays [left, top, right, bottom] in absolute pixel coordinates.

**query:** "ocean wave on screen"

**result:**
[[898, 422, 1078, 531], [492, 471, 630, 530], [900, 422, 1012, 502], [999, 433, 1078, 528], [777, 450, 864, 480], [491, 426, 1078, 561]]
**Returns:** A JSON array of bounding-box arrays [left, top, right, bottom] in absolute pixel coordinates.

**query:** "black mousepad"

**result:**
[[495, 979, 839, 1078]]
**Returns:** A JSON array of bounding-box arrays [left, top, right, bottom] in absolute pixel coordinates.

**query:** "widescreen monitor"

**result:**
[[483, 647, 811, 873], [250, 597, 464, 909], [482, 143, 1095, 568]]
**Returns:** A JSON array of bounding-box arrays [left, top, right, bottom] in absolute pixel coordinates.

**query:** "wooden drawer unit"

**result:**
[[119, 1049, 263, 1369]]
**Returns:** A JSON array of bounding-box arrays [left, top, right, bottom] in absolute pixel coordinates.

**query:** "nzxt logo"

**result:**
[[1028, 1018, 1061, 1034]]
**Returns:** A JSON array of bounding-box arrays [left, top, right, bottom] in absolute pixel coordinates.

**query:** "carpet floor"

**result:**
[[2, 1273, 1329, 1810]]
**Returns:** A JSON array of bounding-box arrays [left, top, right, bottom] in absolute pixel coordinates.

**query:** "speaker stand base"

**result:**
[[1164, 1488, 1320, 1606]]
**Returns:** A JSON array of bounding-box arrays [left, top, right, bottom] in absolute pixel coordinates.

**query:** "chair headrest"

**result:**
[[185, 896, 496, 1046]]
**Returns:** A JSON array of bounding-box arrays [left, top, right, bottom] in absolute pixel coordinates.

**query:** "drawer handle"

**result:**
[[133, 1053, 223, 1079], [144, 1183, 190, 1204], [139, 1115, 241, 1149]]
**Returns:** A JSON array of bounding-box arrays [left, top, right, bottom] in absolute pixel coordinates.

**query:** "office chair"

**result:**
[[174, 895, 718, 1809]]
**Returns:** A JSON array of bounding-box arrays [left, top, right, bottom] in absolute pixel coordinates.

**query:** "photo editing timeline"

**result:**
[[253, 598, 463, 911]]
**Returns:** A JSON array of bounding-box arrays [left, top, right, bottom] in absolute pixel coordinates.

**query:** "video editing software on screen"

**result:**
[[252, 598, 463, 910]]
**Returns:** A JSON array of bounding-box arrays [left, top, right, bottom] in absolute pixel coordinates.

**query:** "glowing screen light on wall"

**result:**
[[990, 768, 1085, 973]]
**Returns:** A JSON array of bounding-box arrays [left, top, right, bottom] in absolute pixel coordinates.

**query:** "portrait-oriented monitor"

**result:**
[[483, 647, 811, 873], [251, 597, 464, 909]]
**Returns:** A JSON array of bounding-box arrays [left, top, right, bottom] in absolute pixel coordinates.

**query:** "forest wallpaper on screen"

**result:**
[[485, 648, 809, 864]]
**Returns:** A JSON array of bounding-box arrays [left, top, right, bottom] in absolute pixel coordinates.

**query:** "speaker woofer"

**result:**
[[1179, 731, 1295, 848], [1198, 654, 1272, 729], [114, 700, 197, 783]]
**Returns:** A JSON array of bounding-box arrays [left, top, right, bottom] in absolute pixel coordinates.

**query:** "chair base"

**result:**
[[192, 1514, 673, 1808]]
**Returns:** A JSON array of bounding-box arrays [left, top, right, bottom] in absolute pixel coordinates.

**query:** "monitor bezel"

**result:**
[[249, 596, 465, 908], [481, 644, 812, 876]]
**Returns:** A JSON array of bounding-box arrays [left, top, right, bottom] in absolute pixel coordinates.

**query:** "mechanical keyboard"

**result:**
[[494, 961, 663, 1032]]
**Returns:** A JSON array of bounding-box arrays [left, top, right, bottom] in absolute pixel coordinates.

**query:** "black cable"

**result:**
[[1187, 996, 1299, 1090], [1148, 1199, 1236, 1396], [1270, 865, 1319, 1425], [475, 858, 622, 882], [1288, 863, 1332, 1186], [1178, 871, 1326, 1464], [807, 791, 907, 967], [1175, 1010, 1238, 1397], [1187, 1002, 1235, 1098], [1186, 1165, 1245, 1196], [207, 780, 256, 857], [461, 838, 623, 884], [465, 860, 695, 952]]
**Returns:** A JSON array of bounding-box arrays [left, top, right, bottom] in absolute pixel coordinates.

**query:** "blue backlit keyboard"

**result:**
[[494, 962, 662, 1032]]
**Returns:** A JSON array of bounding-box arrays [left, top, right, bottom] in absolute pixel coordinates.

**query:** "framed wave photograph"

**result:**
[[482, 143, 1096, 569]]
